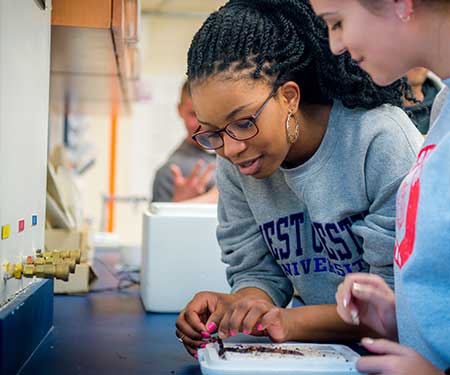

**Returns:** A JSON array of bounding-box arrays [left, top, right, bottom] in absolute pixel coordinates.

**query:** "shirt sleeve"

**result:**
[[216, 157, 293, 307], [151, 164, 174, 202], [407, 136, 450, 366], [351, 109, 423, 288]]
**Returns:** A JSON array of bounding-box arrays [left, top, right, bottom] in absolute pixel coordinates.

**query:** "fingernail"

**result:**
[[351, 310, 360, 325], [201, 331, 211, 339], [200, 343, 207, 348], [343, 297, 348, 308], [194, 353, 198, 360], [229, 329, 237, 337], [353, 283, 363, 292], [207, 322, 217, 332], [361, 337, 374, 345], [243, 330, 251, 335], [257, 324, 263, 331]]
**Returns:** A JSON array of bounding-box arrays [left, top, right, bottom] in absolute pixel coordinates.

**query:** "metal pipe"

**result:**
[[99, 195, 149, 232]]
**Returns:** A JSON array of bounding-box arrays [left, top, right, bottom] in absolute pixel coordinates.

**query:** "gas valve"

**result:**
[[3, 248, 81, 281]]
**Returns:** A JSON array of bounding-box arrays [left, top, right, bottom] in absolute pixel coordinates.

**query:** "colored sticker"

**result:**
[[32, 215, 38, 226], [18, 219, 25, 232], [2, 225, 10, 239]]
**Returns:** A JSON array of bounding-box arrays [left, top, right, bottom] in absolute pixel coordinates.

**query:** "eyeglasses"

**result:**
[[192, 91, 276, 150]]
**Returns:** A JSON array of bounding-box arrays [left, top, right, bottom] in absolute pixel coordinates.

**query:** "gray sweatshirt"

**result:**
[[217, 101, 423, 307]]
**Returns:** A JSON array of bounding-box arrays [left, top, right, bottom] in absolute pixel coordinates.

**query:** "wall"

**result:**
[[0, 0, 51, 304], [73, 13, 208, 249]]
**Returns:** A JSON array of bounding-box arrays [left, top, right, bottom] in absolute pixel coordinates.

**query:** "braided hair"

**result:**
[[187, 0, 407, 109]]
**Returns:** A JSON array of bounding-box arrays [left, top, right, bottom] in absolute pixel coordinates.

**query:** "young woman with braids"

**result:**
[[309, 1, 450, 374], [175, 0, 423, 359]]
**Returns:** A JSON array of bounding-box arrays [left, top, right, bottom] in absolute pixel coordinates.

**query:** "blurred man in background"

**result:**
[[151, 80, 217, 203], [404, 68, 442, 135]]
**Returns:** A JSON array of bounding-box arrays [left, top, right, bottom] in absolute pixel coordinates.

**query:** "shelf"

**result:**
[[49, 0, 140, 116]]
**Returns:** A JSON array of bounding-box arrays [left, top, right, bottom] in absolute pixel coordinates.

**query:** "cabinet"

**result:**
[[0, 0, 51, 272], [0, 1, 53, 372], [50, 0, 140, 115]]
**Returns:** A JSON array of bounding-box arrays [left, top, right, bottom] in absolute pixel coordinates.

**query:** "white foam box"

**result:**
[[198, 342, 363, 375], [140, 203, 230, 312]]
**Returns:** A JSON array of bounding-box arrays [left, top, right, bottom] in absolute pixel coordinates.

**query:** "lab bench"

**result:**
[[19, 254, 366, 375], [21, 292, 198, 375], [20, 255, 199, 375]]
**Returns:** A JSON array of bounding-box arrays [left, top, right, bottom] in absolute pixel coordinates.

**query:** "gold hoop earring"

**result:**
[[396, 2, 413, 22], [285, 111, 300, 144], [399, 14, 411, 22]]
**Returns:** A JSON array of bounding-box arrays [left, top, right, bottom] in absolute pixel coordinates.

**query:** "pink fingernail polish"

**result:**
[[201, 331, 211, 339], [361, 337, 374, 345], [257, 324, 263, 331], [229, 329, 237, 337], [243, 330, 251, 335], [207, 322, 217, 332], [194, 353, 198, 360], [200, 343, 207, 348]]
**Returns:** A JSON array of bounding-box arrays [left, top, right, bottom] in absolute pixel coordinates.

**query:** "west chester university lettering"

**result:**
[[259, 212, 368, 277]]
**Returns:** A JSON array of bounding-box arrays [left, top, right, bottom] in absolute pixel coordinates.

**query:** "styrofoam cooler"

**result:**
[[140, 203, 230, 312]]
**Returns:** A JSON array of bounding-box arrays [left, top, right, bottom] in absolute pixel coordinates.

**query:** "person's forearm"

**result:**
[[284, 304, 380, 342], [234, 287, 275, 304]]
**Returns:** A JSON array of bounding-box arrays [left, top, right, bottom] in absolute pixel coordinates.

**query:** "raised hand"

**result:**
[[171, 160, 216, 202]]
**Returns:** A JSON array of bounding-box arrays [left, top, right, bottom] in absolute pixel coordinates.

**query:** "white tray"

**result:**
[[198, 342, 363, 375]]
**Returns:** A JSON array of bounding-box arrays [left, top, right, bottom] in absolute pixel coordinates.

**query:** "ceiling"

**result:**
[[140, 0, 225, 16]]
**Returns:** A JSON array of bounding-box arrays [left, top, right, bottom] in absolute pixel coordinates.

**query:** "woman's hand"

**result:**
[[357, 338, 444, 375], [335, 273, 397, 340], [217, 297, 290, 341], [175, 291, 237, 357], [258, 307, 298, 342]]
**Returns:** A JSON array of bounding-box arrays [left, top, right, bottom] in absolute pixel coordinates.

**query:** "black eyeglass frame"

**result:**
[[192, 90, 277, 150]]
